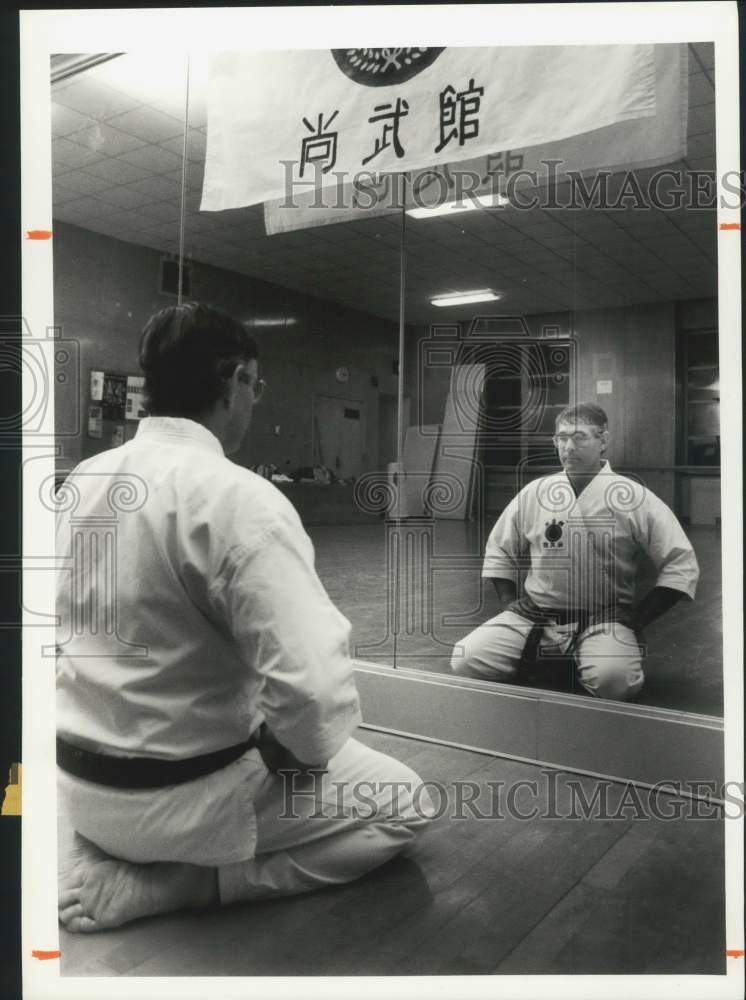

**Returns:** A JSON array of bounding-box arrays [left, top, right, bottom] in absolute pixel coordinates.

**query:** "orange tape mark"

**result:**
[[719, 223, 741, 231], [25, 230, 53, 240], [724, 949, 745, 958], [31, 950, 60, 960]]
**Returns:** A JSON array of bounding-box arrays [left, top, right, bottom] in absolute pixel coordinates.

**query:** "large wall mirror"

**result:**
[[51, 41, 723, 739]]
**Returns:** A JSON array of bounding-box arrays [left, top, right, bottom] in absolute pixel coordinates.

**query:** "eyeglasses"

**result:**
[[238, 373, 267, 401], [552, 431, 598, 446]]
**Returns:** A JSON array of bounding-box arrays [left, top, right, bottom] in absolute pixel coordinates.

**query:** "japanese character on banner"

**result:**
[[482, 150, 525, 185], [413, 163, 458, 201], [362, 98, 410, 166], [435, 79, 485, 153], [300, 111, 339, 176]]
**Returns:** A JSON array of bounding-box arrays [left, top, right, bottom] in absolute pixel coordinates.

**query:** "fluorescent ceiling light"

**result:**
[[431, 290, 500, 307], [407, 192, 508, 219], [243, 318, 297, 327]]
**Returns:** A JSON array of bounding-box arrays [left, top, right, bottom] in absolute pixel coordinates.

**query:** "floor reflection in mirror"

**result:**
[[311, 521, 723, 717]]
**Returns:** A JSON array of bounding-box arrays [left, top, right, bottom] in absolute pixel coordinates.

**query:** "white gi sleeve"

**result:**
[[482, 490, 527, 582], [211, 521, 362, 765], [637, 495, 700, 600]]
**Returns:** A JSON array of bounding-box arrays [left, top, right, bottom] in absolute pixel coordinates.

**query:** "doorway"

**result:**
[[312, 394, 365, 478]]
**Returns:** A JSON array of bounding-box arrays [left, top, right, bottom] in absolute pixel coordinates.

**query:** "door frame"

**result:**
[[311, 392, 366, 475]]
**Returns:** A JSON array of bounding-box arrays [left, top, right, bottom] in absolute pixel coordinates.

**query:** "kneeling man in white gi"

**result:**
[[451, 403, 699, 700], [57, 302, 432, 933]]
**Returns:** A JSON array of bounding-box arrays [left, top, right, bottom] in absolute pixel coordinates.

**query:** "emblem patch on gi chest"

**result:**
[[543, 519, 565, 548]]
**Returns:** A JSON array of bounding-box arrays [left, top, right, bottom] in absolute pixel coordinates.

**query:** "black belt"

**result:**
[[56, 731, 261, 790]]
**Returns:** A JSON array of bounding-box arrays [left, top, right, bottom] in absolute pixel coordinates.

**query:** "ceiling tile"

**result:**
[[537, 235, 583, 252], [68, 122, 148, 158], [53, 76, 143, 121], [49, 169, 116, 197], [141, 201, 182, 223], [52, 136, 102, 169], [159, 129, 207, 162], [79, 217, 143, 242], [689, 42, 714, 71], [162, 162, 205, 191], [51, 102, 97, 138], [53, 195, 115, 222], [182, 212, 224, 234], [94, 185, 157, 210], [672, 213, 716, 232], [517, 220, 576, 241], [687, 104, 715, 138], [118, 144, 186, 174], [611, 208, 671, 230], [686, 133, 716, 160], [689, 71, 715, 108], [126, 175, 183, 201], [686, 155, 716, 173], [643, 233, 703, 252], [142, 220, 182, 241], [604, 218, 673, 238], [107, 106, 185, 144], [99, 207, 170, 232], [81, 157, 152, 186], [52, 182, 84, 206]]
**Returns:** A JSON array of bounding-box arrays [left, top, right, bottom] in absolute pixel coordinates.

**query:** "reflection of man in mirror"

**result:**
[[452, 402, 699, 700], [56, 302, 432, 933]]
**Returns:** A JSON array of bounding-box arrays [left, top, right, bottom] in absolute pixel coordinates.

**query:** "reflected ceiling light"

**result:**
[[243, 318, 297, 327], [79, 50, 208, 111], [407, 192, 508, 219], [431, 289, 500, 307]]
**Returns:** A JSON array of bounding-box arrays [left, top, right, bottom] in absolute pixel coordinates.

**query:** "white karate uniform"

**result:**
[[452, 463, 699, 699], [56, 417, 431, 901]]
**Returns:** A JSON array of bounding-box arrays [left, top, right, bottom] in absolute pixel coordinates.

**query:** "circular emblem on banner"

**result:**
[[331, 48, 445, 87]]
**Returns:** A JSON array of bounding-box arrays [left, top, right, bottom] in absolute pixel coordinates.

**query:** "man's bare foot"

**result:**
[[58, 832, 218, 933]]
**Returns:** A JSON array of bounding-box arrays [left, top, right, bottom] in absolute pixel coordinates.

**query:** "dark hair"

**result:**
[[138, 302, 258, 417], [555, 402, 608, 433]]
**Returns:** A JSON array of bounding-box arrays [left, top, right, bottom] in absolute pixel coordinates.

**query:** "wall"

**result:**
[[677, 299, 718, 332], [404, 299, 717, 512], [53, 221, 400, 475]]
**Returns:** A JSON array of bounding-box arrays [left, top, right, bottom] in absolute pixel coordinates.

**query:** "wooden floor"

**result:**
[[310, 522, 723, 716], [59, 729, 726, 978]]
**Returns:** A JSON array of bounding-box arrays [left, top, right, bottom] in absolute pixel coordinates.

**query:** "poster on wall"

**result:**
[[87, 405, 102, 439], [89, 369, 104, 401], [125, 375, 147, 421], [101, 373, 127, 421]]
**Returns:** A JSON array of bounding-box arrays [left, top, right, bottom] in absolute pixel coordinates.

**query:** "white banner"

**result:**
[[263, 44, 687, 234], [202, 44, 659, 212]]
